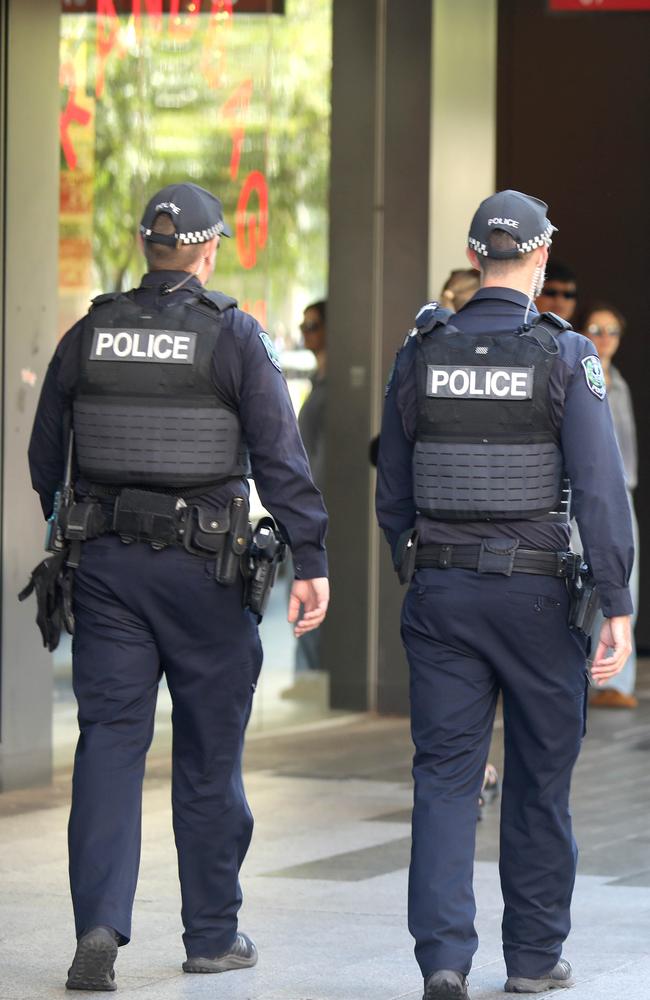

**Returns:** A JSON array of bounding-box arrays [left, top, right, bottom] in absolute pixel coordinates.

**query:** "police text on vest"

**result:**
[[426, 365, 533, 399], [90, 328, 198, 364]]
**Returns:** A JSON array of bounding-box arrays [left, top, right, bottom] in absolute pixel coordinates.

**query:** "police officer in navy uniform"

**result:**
[[376, 190, 633, 1000], [28, 182, 329, 991]]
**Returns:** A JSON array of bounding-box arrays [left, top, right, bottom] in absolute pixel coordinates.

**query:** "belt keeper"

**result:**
[[438, 544, 453, 569]]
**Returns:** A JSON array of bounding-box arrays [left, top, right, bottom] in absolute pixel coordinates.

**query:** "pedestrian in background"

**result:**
[[535, 259, 578, 322], [282, 300, 328, 700], [376, 190, 633, 1000], [580, 301, 639, 708]]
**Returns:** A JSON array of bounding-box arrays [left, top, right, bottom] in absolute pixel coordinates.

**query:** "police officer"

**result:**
[[28, 182, 329, 991], [376, 190, 633, 1000]]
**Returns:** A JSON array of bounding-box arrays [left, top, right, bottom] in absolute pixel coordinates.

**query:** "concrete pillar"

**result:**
[[323, 0, 432, 713], [0, 0, 60, 790]]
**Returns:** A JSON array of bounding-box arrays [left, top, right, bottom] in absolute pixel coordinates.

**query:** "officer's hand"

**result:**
[[591, 615, 632, 684], [288, 578, 330, 637]]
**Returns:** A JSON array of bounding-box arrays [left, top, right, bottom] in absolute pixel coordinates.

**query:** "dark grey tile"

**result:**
[[365, 809, 412, 824], [605, 869, 650, 887], [263, 837, 411, 881]]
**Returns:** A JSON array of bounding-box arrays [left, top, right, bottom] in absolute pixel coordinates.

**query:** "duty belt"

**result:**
[[415, 543, 581, 579], [62, 488, 250, 585]]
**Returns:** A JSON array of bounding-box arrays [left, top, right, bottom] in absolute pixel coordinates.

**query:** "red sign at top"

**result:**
[[61, 1, 285, 12], [550, 0, 650, 9]]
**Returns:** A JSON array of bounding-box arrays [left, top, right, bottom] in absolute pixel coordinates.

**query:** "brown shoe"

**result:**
[[590, 689, 638, 709]]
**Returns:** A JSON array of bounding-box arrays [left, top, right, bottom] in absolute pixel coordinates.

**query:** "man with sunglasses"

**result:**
[[535, 260, 578, 322]]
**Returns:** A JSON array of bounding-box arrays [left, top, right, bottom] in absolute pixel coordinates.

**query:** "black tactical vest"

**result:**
[[73, 290, 249, 490], [414, 310, 570, 522]]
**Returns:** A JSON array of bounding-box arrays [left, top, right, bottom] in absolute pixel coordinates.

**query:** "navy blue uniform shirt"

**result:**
[[29, 271, 328, 580], [376, 286, 634, 617]]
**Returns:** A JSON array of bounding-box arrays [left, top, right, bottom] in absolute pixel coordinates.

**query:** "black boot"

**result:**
[[66, 926, 119, 992], [423, 969, 470, 1000], [183, 931, 258, 974]]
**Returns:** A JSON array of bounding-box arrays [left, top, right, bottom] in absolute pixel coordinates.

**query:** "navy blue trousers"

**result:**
[[68, 535, 262, 958], [402, 567, 588, 980]]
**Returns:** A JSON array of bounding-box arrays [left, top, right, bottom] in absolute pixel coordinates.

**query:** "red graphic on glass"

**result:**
[[60, 61, 92, 170]]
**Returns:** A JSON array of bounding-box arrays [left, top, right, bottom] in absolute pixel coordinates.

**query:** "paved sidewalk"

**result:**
[[1, 665, 649, 1000]]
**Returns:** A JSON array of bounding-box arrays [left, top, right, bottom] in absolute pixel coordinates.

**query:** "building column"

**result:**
[[323, 0, 432, 713], [0, 0, 60, 790]]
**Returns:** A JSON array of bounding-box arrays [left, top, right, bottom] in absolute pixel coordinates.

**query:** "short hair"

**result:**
[[480, 230, 527, 279], [143, 212, 207, 271], [304, 300, 327, 324], [544, 260, 576, 285], [440, 269, 480, 311], [575, 301, 626, 336]]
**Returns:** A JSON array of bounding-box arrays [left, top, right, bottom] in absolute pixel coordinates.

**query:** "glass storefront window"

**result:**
[[54, 0, 334, 761]]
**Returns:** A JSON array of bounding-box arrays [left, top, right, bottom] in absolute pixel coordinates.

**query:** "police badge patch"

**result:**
[[581, 355, 606, 400], [259, 331, 282, 372]]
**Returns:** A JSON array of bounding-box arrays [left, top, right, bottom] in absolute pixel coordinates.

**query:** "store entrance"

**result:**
[[53, 0, 338, 765]]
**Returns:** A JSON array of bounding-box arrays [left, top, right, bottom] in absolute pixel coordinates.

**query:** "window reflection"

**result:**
[[55, 0, 333, 750]]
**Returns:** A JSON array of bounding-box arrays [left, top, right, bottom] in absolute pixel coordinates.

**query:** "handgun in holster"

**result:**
[[244, 517, 286, 620], [567, 562, 600, 637], [395, 528, 419, 585]]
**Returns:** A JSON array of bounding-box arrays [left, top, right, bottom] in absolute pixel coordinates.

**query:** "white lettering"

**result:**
[[172, 335, 191, 361], [430, 369, 449, 393], [112, 332, 132, 357], [468, 370, 484, 395], [131, 333, 147, 358], [450, 370, 470, 395], [511, 372, 529, 397], [154, 333, 173, 360], [155, 200, 181, 215], [490, 371, 510, 396], [487, 216, 520, 229], [95, 332, 113, 356]]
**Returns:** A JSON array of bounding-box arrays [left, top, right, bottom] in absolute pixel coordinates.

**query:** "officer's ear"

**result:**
[[466, 247, 481, 272], [533, 245, 549, 268]]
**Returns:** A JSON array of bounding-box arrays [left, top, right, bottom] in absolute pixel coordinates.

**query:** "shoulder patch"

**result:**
[[414, 301, 440, 329], [581, 355, 606, 400], [259, 331, 282, 372]]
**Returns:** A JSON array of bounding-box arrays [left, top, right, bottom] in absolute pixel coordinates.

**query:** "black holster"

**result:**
[[244, 517, 286, 620], [395, 528, 419, 585], [567, 563, 600, 637]]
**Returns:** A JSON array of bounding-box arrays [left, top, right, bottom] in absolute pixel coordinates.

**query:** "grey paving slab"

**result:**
[[0, 663, 649, 1000], [265, 836, 412, 881]]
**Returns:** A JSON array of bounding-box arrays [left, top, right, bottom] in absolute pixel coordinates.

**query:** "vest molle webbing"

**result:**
[[73, 292, 248, 490], [414, 315, 566, 522]]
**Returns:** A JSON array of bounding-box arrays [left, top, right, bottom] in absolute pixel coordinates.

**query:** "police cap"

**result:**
[[140, 182, 232, 247], [468, 189, 557, 259]]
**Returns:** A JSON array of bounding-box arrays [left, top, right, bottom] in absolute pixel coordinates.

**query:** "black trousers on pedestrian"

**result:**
[[68, 535, 263, 959], [402, 567, 588, 980]]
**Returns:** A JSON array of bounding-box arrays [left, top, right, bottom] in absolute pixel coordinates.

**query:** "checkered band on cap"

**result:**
[[517, 223, 555, 254], [468, 236, 488, 256], [140, 221, 225, 244]]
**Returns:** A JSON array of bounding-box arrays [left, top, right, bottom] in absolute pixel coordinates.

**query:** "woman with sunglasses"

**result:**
[[578, 302, 639, 708]]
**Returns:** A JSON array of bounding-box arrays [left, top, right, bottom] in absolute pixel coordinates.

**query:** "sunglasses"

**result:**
[[541, 288, 577, 300], [587, 323, 621, 338], [300, 321, 322, 334]]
